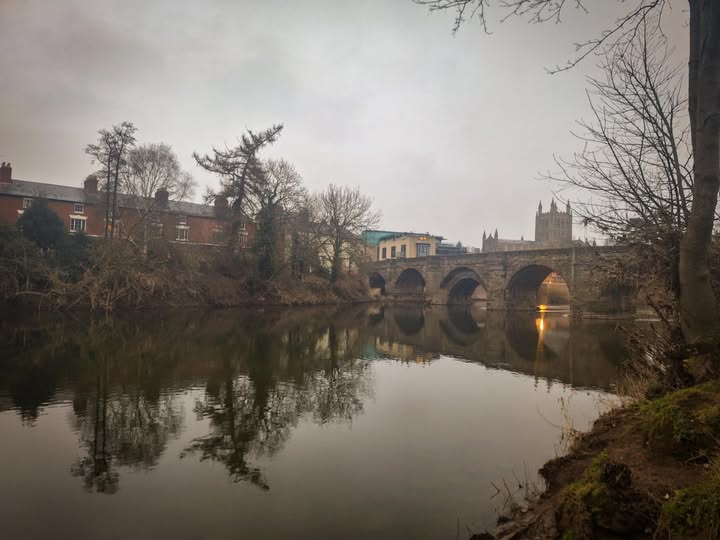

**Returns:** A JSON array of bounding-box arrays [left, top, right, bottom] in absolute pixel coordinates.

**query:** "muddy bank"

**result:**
[[477, 381, 720, 540]]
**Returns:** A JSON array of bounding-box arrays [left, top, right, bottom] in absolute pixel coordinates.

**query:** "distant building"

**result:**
[[481, 229, 536, 253], [482, 199, 574, 253], [362, 230, 442, 261], [436, 242, 468, 256], [378, 232, 441, 260], [535, 199, 572, 246], [0, 162, 254, 247]]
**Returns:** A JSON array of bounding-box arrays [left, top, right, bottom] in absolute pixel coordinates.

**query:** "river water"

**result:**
[[0, 305, 626, 539]]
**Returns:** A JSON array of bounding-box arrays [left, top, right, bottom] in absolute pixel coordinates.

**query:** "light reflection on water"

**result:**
[[0, 305, 626, 539]]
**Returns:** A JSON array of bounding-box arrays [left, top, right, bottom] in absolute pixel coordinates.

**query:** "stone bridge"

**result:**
[[364, 246, 637, 316]]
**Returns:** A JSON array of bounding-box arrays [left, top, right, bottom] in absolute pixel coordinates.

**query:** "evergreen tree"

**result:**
[[17, 199, 64, 250]]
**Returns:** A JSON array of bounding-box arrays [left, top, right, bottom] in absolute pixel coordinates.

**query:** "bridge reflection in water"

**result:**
[[367, 304, 623, 391], [0, 305, 627, 539]]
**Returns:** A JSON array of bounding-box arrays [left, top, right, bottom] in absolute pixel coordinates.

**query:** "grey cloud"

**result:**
[[0, 0, 688, 246]]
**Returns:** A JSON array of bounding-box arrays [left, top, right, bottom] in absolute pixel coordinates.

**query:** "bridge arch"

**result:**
[[440, 306, 485, 346], [440, 267, 488, 304], [368, 272, 386, 294], [395, 268, 426, 295], [506, 264, 571, 310], [393, 307, 425, 336]]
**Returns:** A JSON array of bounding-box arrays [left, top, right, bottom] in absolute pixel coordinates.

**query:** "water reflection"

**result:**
[[180, 322, 371, 490], [370, 305, 623, 391], [0, 306, 631, 539], [0, 310, 375, 492], [0, 306, 625, 498]]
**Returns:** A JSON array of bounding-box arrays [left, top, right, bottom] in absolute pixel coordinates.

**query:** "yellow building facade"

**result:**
[[376, 233, 440, 260]]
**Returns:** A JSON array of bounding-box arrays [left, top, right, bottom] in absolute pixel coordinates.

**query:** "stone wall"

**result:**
[[365, 246, 637, 317]]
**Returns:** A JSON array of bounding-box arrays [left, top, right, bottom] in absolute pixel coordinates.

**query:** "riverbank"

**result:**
[[1, 224, 375, 310], [5, 271, 373, 311], [482, 381, 720, 540]]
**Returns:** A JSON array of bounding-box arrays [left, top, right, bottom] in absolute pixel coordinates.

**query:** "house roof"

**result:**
[[362, 230, 404, 246], [363, 229, 443, 245], [0, 179, 96, 204], [0, 179, 219, 218]]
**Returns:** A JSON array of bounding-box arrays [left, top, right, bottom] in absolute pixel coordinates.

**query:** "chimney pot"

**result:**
[[214, 194, 228, 208], [155, 188, 169, 205], [84, 175, 98, 193]]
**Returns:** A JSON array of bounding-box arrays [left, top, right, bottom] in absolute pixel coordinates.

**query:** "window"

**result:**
[[390, 246, 396, 258], [416, 243, 430, 257], [238, 230, 249, 246], [176, 227, 189, 241], [381, 247, 387, 259], [177, 215, 187, 224], [22, 198, 32, 209], [151, 222, 164, 238], [74, 203, 84, 214], [70, 218, 86, 233], [400, 244, 406, 257], [238, 222, 246, 231], [213, 227, 225, 244]]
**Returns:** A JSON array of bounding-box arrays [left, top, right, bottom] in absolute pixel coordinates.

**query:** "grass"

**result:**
[[659, 461, 720, 539], [556, 453, 612, 538], [558, 452, 657, 538], [639, 380, 720, 456]]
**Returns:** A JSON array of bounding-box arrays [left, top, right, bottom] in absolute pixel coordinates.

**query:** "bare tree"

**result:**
[[314, 185, 380, 281], [548, 27, 691, 236], [543, 27, 694, 369], [125, 143, 196, 202], [251, 159, 306, 278], [416, 0, 720, 347], [286, 198, 325, 278], [123, 143, 197, 249], [85, 122, 137, 240]]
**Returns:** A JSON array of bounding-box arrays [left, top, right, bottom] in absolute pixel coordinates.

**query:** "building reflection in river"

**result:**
[[0, 304, 626, 496]]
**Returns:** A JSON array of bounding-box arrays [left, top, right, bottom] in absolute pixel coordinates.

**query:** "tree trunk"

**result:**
[[110, 162, 121, 239], [104, 168, 112, 240], [679, 0, 720, 344], [330, 239, 342, 282]]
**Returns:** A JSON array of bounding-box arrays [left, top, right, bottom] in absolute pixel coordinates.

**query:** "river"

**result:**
[[0, 305, 626, 539]]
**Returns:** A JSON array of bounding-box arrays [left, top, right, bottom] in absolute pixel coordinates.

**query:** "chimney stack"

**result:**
[[214, 194, 228, 209], [155, 188, 169, 206], [84, 174, 98, 193], [0, 162, 12, 184], [214, 194, 229, 216]]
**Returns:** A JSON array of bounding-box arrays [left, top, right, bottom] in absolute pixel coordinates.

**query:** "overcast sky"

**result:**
[[0, 0, 688, 246]]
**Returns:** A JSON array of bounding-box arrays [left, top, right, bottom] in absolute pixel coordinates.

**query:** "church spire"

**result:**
[[566, 200, 571, 215], [494, 228, 498, 240], [550, 198, 557, 212], [538, 200, 543, 214]]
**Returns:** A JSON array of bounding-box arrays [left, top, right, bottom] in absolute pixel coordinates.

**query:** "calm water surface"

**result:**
[[0, 305, 626, 539]]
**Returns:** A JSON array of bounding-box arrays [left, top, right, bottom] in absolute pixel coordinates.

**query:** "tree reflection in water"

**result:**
[[67, 321, 185, 494], [70, 371, 184, 494], [182, 322, 372, 490], [0, 304, 624, 496]]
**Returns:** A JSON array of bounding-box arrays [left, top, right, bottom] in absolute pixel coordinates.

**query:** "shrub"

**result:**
[[16, 198, 64, 250]]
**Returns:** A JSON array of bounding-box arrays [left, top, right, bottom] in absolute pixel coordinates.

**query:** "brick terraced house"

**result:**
[[0, 162, 255, 247]]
